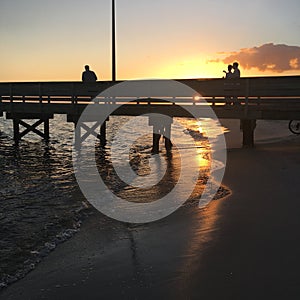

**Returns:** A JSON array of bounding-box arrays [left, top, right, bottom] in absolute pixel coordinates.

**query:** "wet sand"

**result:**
[[1, 122, 300, 299]]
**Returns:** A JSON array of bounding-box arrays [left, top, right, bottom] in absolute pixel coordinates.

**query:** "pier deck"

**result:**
[[1, 76, 300, 146]]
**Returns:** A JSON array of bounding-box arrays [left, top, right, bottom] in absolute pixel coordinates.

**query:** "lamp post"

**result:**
[[112, 0, 116, 82]]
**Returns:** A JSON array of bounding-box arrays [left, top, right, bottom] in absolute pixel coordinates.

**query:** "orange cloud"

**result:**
[[210, 43, 300, 73]]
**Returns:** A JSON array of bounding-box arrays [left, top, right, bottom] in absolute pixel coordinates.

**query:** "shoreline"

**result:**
[[1, 124, 299, 299]]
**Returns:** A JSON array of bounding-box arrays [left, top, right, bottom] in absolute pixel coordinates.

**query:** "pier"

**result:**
[[0, 76, 300, 147]]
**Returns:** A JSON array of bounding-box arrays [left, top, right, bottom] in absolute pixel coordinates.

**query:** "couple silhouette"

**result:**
[[223, 62, 241, 105], [223, 62, 240, 79]]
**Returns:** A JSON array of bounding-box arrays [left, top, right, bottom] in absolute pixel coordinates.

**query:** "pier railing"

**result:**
[[1, 76, 300, 146], [1, 76, 300, 119]]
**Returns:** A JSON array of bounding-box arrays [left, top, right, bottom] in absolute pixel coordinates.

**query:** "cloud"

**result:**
[[210, 43, 300, 73]]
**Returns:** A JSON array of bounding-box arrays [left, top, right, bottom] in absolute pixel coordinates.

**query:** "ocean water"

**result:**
[[0, 114, 227, 288], [0, 115, 82, 288]]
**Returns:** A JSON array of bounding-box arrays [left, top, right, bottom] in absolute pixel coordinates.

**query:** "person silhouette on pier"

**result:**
[[223, 64, 234, 105], [223, 62, 241, 105], [82, 65, 97, 82], [232, 62, 240, 78], [223, 64, 233, 79]]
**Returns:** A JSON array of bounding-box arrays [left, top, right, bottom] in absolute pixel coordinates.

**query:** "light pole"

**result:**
[[112, 0, 116, 82]]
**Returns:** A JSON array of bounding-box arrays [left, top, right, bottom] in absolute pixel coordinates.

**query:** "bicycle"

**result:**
[[288, 120, 300, 134]]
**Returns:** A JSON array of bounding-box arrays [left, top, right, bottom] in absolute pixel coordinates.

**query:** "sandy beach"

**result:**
[[0, 120, 299, 299]]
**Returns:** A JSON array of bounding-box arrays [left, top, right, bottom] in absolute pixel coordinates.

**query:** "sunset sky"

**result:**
[[1, 0, 300, 81]]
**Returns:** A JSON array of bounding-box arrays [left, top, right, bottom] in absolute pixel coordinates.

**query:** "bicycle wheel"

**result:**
[[288, 120, 300, 134]]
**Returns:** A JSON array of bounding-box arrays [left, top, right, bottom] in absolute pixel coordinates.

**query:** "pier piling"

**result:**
[[8, 113, 52, 143], [73, 118, 108, 149], [241, 119, 256, 147]]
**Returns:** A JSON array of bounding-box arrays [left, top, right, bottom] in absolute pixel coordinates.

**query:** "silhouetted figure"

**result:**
[[232, 62, 241, 78], [231, 62, 241, 105], [149, 115, 173, 154], [82, 65, 97, 82], [223, 65, 234, 105], [223, 64, 233, 79]]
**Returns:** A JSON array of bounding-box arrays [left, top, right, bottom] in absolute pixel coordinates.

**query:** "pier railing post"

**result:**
[[244, 78, 250, 118]]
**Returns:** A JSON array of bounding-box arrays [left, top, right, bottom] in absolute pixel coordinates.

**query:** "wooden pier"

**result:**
[[1, 76, 300, 147]]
